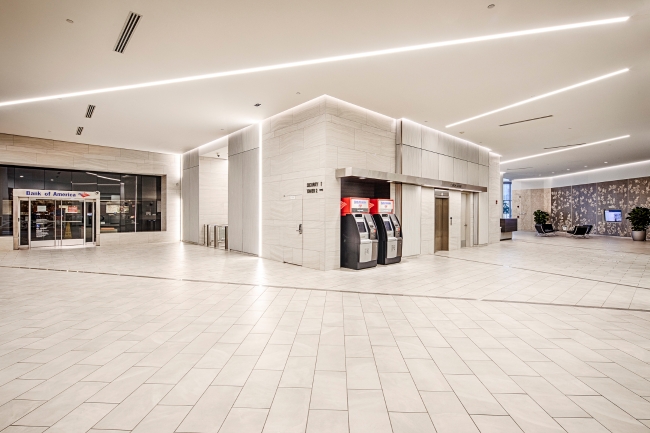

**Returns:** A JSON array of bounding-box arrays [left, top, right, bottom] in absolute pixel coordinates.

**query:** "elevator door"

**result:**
[[435, 198, 449, 252]]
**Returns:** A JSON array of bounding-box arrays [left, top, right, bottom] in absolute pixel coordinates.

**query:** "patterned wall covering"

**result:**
[[550, 186, 572, 230], [551, 176, 650, 238]]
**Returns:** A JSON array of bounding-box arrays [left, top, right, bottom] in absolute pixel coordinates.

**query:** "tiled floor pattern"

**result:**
[[1, 268, 650, 433], [1, 232, 649, 310]]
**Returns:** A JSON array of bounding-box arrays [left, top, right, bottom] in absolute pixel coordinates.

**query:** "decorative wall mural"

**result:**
[[551, 186, 572, 230], [551, 176, 650, 238], [572, 183, 597, 227]]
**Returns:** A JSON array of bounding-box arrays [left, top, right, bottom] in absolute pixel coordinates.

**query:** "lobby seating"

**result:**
[[542, 224, 557, 235], [568, 225, 589, 237], [535, 224, 556, 236]]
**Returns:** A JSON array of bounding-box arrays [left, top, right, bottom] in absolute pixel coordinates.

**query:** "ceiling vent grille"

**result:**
[[544, 142, 586, 150], [499, 115, 553, 127], [86, 105, 96, 118], [76, 127, 83, 135], [114, 12, 141, 53], [506, 167, 533, 171]]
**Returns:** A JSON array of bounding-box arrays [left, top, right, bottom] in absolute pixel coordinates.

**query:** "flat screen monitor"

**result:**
[[604, 209, 622, 222], [384, 220, 393, 232]]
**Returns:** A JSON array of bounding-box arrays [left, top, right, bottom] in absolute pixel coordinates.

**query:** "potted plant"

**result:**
[[533, 210, 549, 225], [626, 206, 650, 241]]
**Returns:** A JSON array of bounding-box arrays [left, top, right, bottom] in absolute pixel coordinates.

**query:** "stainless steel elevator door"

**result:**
[[435, 198, 449, 252]]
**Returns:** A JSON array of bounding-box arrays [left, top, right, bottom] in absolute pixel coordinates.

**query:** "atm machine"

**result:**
[[340, 197, 378, 270], [370, 199, 402, 265]]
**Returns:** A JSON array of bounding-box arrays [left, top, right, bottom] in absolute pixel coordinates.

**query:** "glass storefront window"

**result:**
[[0, 165, 162, 236]]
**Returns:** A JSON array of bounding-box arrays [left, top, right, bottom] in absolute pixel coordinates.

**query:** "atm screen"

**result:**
[[384, 221, 392, 232], [357, 222, 367, 232]]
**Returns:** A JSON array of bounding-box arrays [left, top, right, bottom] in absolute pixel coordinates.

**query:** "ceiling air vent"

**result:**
[[76, 127, 83, 135], [86, 105, 96, 118], [114, 12, 142, 53], [506, 167, 533, 171], [544, 142, 586, 150], [499, 115, 553, 127]]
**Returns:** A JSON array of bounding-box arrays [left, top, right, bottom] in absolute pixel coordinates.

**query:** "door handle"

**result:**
[[297, 224, 303, 234]]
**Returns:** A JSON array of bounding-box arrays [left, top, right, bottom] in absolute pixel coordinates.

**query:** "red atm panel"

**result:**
[[369, 199, 394, 215], [341, 197, 370, 216]]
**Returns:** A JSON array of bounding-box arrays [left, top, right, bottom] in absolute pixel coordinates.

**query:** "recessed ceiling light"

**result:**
[[500, 135, 629, 164], [552, 172, 555, 173], [359, 177, 366, 179], [446, 68, 629, 128], [604, 161, 608, 164], [567, 169, 570, 171], [488, 4, 495, 9], [20, 175, 24, 178], [459, 132, 464, 134], [0, 17, 629, 108], [584, 165, 588, 167], [254, 103, 261, 107], [66, 19, 73, 23], [296, 92, 301, 95]]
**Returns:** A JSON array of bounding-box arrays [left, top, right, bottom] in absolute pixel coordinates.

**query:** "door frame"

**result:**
[[13, 189, 100, 250]]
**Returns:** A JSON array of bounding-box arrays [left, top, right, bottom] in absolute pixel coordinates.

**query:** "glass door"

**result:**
[[58, 200, 85, 246], [30, 199, 56, 247], [19, 199, 30, 246], [85, 201, 95, 244]]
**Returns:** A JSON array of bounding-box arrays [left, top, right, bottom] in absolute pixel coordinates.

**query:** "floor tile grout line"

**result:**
[[2, 264, 650, 313], [436, 255, 649, 291]]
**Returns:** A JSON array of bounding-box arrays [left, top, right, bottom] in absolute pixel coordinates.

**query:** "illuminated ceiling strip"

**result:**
[[500, 135, 630, 164], [515, 158, 650, 181], [446, 68, 629, 128], [0, 16, 629, 108]]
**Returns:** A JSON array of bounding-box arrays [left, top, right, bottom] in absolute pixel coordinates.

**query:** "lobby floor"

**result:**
[[0, 233, 649, 432]]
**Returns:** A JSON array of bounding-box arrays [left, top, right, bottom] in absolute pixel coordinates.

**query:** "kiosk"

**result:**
[[340, 197, 378, 270], [370, 199, 402, 265], [12, 189, 101, 250]]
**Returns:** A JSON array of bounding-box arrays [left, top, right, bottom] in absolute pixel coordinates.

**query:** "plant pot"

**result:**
[[632, 230, 647, 241]]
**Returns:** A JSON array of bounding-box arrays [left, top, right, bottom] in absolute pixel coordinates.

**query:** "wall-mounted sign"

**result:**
[[306, 181, 324, 194], [13, 189, 100, 199]]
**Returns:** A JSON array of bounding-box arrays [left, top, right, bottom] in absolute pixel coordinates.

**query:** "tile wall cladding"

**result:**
[[0, 133, 181, 244], [395, 119, 488, 188], [198, 157, 228, 245], [261, 95, 395, 271], [512, 188, 551, 231], [228, 124, 260, 255], [549, 176, 650, 239]]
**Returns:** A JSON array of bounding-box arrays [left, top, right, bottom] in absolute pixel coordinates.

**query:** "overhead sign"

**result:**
[[13, 189, 100, 199]]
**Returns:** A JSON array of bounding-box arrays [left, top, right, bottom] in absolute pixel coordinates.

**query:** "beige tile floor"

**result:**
[[0, 232, 649, 432]]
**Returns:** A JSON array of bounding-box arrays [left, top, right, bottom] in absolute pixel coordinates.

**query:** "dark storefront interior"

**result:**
[[0, 165, 162, 236]]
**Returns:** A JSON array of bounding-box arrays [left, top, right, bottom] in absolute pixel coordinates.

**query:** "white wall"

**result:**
[[228, 124, 260, 255], [396, 119, 489, 188], [198, 156, 228, 244], [401, 184, 421, 256], [181, 148, 200, 244]]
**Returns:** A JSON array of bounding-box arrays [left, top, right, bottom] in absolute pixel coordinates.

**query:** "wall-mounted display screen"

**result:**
[[357, 222, 367, 233], [604, 209, 622, 222], [384, 220, 392, 232]]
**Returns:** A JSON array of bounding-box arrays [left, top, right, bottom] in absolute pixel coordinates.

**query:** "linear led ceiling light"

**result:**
[[0, 17, 628, 108], [500, 135, 630, 164], [446, 68, 629, 128]]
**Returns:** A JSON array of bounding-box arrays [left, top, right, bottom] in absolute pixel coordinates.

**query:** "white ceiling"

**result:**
[[1, 0, 649, 179]]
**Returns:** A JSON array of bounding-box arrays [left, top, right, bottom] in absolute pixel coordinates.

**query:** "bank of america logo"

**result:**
[[80, 192, 90, 198]]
